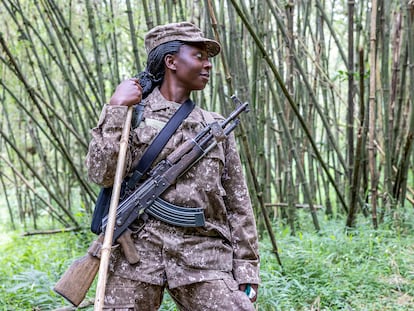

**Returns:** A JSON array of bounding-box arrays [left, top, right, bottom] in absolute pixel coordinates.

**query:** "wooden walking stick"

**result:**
[[94, 106, 134, 311]]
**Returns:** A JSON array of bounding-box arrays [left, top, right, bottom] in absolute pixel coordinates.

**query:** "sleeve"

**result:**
[[222, 133, 260, 285], [85, 104, 136, 187]]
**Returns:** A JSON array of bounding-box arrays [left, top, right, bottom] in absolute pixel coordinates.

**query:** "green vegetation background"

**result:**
[[1, 210, 413, 310]]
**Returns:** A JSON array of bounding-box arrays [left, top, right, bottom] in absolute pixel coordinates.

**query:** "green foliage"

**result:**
[[1, 212, 414, 310], [0, 230, 94, 310], [0, 229, 178, 311], [257, 213, 414, 310]]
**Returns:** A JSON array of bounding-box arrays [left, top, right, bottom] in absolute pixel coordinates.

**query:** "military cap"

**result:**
[[144, 22, 221, 57]]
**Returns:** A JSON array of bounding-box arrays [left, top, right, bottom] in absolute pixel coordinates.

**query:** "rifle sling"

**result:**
[[126, 98, 195, 189], [91, 99, 195, 234]]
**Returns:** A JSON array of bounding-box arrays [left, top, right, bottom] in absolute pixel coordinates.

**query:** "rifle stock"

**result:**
[[54, 236, 103, 306], [54, 252, 100, 307]]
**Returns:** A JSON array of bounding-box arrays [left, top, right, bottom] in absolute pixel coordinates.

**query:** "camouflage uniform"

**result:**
[[86, 87, 260, 310]]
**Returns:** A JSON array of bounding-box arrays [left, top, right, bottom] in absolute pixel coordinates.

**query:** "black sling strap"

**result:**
[[126, 98, 195, 187], [91, 98, 195, 234]]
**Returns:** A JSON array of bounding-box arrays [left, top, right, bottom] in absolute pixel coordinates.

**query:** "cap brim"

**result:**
[[204, 39, 221, 57], [183, 38, 221, 57]]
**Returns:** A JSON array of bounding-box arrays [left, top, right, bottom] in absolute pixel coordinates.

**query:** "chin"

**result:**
[[192, 85, 207, 91]]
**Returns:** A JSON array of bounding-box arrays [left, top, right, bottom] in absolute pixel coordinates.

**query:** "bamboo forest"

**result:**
[[0, 0, 413, 310]]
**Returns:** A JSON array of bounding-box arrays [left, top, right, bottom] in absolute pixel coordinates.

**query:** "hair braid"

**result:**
[[135, 40, 183, 98]]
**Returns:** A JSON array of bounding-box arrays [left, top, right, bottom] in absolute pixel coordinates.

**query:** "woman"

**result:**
[[86, 22, 260, 311]]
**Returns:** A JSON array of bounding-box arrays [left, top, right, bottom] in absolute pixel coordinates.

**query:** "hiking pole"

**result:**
[[94, 106, 134, 310]]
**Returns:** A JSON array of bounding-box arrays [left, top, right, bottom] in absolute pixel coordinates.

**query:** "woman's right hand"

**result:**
[[109, 78, 142, 107]]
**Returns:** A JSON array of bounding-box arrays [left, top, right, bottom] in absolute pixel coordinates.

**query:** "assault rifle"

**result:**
[[53, 96, 249, 306]]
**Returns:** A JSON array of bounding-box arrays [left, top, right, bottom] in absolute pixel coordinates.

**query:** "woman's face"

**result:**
[[169, 44, 213, 91]]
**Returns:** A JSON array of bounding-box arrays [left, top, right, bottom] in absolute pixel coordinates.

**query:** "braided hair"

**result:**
[[136, 40, 183, 99]]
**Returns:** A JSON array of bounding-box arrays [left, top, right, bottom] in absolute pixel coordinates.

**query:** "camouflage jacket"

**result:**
[[86, 87, 260, 288]]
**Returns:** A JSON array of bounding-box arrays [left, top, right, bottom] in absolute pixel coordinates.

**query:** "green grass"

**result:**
[[0, 230, 95, 310], [0, 211, 413, 310], [257, 212, 414, 310]]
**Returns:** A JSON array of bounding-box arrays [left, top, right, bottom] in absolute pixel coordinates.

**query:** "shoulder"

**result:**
[[196, 106, 225, 124]]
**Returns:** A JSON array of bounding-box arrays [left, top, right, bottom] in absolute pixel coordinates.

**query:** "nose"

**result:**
[[204, 58, 212, 69]]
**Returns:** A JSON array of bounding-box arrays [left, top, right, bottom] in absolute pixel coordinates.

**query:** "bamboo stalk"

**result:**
[[380, 0, 393, 195], [106, 0, 120, 86], [393, 1, 414, 205], [314, 0, 348, 68], [347, 0, 355, 183], [347, 48, 367, 224], [390, 12, 403, 158], [85, 0, 105, 102], [367, 0, 379, 229], [284, 0, 298, 234], [125, 0, 142, 73], [0, 173, 16, 230]]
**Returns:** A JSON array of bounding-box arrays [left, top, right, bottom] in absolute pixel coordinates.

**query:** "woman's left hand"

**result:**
[[239, 283, 258, 302]]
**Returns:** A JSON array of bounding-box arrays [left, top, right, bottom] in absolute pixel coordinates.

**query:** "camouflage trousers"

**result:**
[[103, 274, 256, 311]]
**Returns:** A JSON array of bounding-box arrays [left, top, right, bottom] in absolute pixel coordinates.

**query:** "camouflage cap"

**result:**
[[144, 22, 221, 57]]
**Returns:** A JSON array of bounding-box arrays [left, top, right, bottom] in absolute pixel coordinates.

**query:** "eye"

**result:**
[[195, 52, 203, 59]]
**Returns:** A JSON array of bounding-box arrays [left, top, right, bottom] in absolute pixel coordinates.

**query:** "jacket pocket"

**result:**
[[178, 234, 233, 271]]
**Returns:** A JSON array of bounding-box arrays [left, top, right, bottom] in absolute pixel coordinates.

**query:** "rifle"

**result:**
[[54, 96, 249, 306]]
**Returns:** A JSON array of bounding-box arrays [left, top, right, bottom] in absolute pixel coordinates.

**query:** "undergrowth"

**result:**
[[1, 210, 413, 310], [257, 210, 414, 310]]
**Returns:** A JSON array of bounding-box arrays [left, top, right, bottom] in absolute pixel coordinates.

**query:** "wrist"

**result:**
[[109, 96, 126, 106]]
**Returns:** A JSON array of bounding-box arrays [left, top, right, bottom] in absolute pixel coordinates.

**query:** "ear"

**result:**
[[164, 54, 176, 71]]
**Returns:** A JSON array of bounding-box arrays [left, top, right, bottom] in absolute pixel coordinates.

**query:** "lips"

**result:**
[[200, 73, 210, 80]]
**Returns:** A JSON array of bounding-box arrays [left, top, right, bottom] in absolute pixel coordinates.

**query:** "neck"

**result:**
[[159, 76, 191, 104]]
